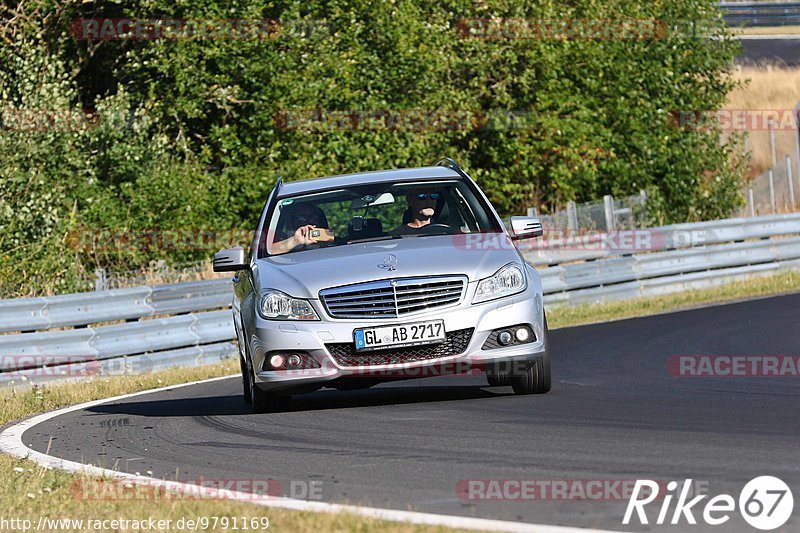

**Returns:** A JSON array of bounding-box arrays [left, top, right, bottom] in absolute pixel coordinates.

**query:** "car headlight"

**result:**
[[258, 289, 319, 320], [473, 263, 527, 304]]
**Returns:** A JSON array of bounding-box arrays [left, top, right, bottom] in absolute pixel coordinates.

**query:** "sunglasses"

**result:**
[[414, 193, 440, 201]]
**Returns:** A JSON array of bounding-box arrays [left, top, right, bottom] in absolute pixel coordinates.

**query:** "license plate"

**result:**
[[353, 320, 446, 352]]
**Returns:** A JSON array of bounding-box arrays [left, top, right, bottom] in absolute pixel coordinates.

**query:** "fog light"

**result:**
[[515, 327, 530, 342], [269, 354, 285, 369], [498, 331, 513, 346], [287, 354, 302, 367]]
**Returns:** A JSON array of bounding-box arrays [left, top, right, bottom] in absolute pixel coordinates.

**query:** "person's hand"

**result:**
[[291, 225, 318, 247]]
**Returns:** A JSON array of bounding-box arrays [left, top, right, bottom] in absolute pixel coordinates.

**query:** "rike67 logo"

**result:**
[[624, 477, 793, 530]]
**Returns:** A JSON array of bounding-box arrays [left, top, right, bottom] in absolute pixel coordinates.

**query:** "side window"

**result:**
[[451, 187, 479, 231]]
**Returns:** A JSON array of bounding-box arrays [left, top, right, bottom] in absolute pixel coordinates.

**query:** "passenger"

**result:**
[[271, 204, 331, 255]]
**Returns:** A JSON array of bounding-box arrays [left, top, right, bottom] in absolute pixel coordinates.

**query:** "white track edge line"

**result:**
[[0, 374, 625, 533]]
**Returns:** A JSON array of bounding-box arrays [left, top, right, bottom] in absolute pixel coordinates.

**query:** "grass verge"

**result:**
[[1, 269, 799, 531], [547, 268, 800, 329], [733, 25, 800, 36], [725, 66, 800, 179]]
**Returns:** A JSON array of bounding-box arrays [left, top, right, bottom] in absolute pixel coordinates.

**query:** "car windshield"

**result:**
[[259, 179, 502, 257]]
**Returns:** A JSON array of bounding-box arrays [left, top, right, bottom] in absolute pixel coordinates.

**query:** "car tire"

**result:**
[[240, 354, 252, 404], [246, 360, 292, 413], [486, 374, 510, 387], [510, 313, 552, 395], [250, 383, 291, 413]]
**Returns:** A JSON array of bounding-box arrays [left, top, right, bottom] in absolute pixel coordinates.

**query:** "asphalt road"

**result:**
[[23, 293, 800, 532], [738, 37, 800, 66]]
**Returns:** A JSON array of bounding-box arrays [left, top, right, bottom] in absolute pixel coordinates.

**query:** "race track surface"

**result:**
[[22, 293, 800, 532], [738, 37, 800, 66]]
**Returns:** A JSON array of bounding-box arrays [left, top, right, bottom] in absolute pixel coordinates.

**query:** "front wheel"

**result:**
[[251, 383, 291, 413], [510, 314, 552, 395], [240, 354, 252, 404], [246, 354, 292, 413], [486, 374, 511, 387]]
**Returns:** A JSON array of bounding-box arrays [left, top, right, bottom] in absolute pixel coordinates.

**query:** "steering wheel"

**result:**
[[418, 223, 455, 234]]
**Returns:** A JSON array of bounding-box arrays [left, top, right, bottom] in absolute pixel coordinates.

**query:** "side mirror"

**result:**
[[508, 216, 543, 240], [213, 247, 249, 272]]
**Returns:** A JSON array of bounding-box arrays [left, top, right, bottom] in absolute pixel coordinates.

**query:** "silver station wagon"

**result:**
[[214, 159, 551, 412]]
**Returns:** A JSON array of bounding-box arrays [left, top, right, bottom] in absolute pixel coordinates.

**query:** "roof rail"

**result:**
[[274, 176, 284, 193], [435, 158, 467, 178]]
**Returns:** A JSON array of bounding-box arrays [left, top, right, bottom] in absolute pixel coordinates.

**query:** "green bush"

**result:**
[[0, 0, 745, 296]]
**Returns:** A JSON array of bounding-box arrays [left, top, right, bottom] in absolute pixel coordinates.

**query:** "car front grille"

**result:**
[[319, 276, 466, 319], [325, 328, 474, 367]]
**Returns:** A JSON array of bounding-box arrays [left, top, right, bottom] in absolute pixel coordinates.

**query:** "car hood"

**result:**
[[254, 234, 522, 299]]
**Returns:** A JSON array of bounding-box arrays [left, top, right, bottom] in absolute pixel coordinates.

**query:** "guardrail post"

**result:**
[[769, 117, 777, 169], [603, 195, 616, 232], [768, 168, 777, 213], [566, 201, 578, 232], [795, 107, 800, 204], [748, 188, 756, 217], [526, 207, 537, 217], [94, 268, 107, 292], [787, 155, 796, 209]]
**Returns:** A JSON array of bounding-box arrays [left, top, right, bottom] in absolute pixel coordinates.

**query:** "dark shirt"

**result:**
[[389, 223, 428, 236]]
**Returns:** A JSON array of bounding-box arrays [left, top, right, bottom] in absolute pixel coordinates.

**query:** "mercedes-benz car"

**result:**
[[213, 159, 550, 412]]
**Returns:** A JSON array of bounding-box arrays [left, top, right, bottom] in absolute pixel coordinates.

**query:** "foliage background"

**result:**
[[0, 0, 744, 296]]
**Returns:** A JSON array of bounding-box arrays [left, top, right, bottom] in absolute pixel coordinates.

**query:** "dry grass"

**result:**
[[725, 66, 800, 177], [101, 259, 227, 290], [734, 25, 800, 36], [547, 268, 800, 328]]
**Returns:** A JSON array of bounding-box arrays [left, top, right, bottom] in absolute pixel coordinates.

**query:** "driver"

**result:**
[[389, 188, 441, 235], [271, 204, 331, 255]]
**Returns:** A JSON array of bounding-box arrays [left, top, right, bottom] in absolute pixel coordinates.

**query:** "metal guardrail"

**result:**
[[0, 280, 236, 387], [523, 212, 800, 266], [0, 279, 231, 334], [0, 309, 236, 382], [0, 342, 236, 387], [1, 213, 800, 386], [720, 1, 800, 27], [539, 236, 800, 304]]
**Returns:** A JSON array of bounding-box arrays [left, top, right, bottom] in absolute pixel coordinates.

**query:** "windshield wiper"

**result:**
[[347, 234, 403, 244]]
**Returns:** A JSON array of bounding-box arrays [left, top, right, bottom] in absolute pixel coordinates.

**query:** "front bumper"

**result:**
[[249, 285, 546, 392]]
